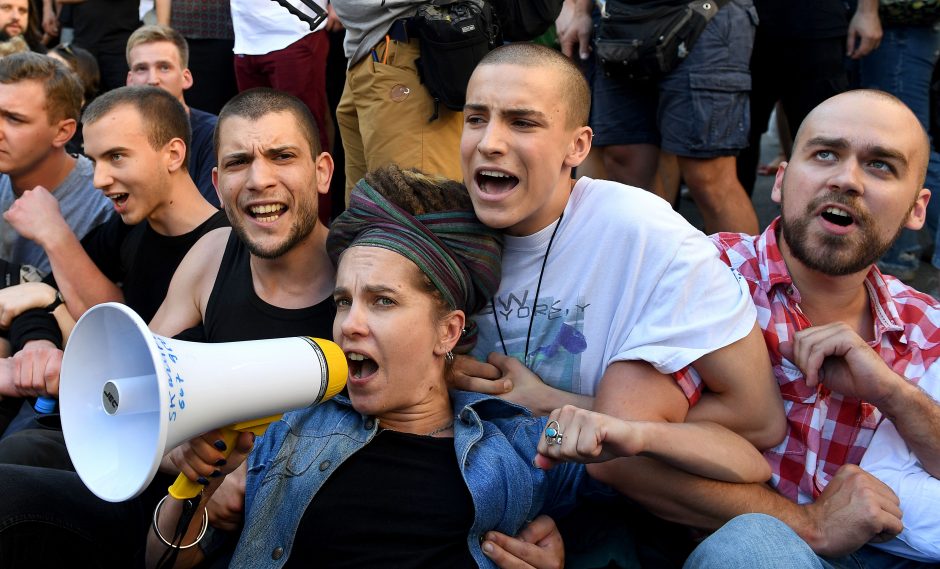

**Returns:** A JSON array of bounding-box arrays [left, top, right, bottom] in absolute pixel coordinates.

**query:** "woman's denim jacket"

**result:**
[[230, 391, 588, 568]]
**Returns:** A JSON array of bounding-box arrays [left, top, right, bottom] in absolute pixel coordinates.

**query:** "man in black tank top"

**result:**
[[150, 88, 337, 342], [145, 88, 337, 564], [0, 86, 227, 451]]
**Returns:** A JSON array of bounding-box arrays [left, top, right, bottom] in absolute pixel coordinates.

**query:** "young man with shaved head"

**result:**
[[452, 42, 785, 562], [676, 89, 940, 567], [457, 41, 782, 453]]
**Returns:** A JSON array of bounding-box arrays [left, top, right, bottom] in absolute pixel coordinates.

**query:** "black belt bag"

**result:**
[[595, 0, 730, 81], [411, 1, 498, 115]]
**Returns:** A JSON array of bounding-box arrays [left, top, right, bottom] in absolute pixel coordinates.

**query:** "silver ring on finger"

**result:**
[[545, 420, 564, 446]]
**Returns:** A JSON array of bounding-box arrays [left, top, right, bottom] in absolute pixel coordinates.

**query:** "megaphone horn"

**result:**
[[60, 302, 347, 503]]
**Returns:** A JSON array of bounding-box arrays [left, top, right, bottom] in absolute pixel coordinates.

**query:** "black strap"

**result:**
[[387, 18, 411, 42]]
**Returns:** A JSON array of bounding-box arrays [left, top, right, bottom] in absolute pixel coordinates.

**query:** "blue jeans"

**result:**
[[857, 25, 940, 269], [684, 514, 937, 569]]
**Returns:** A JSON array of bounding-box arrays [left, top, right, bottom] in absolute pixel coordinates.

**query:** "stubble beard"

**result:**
[[229, 203, 318, 260], [780, 192, 906, 277]]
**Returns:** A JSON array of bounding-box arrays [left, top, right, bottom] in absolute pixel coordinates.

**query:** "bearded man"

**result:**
[[669, 89, 940, 567]]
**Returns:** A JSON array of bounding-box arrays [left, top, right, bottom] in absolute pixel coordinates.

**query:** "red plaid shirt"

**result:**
[[712, 219, 940, 504]]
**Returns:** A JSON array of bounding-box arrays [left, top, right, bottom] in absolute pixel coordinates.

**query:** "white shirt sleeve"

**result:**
[[613, 231, 757, 374], [860, 370, 940, 562]]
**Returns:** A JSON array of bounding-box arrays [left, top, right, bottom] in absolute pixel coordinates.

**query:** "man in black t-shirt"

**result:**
[[146, 87, 337, 567], [0, 85, 224, 421]]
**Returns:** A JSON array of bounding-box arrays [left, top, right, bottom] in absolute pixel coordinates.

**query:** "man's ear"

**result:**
[[163, 137, 187, 173], [182, 68, 193, 91], [314, 151, 335, 196], [770, 161, 788, 204], [51, 118, 77, 149], [435, 310, 466, 356], [904, 188, 931, 230], [563, 126, 593, 169], [211, 167, 223, 208]]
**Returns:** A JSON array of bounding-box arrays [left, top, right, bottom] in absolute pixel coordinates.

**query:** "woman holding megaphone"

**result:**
[[149, 166, 770, 569]]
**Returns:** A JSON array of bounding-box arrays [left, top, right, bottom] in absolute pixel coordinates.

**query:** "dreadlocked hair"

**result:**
[[362, 164, 472, 217]]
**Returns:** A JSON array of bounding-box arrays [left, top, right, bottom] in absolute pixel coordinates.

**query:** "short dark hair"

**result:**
[[0, 51, 83, 122], [476, 43, 591, 127], [214, 88, 321, 158], [50, 43, 100, 105], [82, 85, 191, 170]]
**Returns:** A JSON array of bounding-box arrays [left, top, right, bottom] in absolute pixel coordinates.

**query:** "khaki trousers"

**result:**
[[337, 38, 463, 203]]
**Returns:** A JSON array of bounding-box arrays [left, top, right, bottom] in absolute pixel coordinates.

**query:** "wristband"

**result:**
[[42, 290, 64, 313]]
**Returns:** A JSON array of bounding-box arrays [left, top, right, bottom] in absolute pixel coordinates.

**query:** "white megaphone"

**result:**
[[60, 302, 347, 503]]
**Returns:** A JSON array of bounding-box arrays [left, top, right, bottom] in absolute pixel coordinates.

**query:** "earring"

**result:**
[[445, 351, 455, 365]]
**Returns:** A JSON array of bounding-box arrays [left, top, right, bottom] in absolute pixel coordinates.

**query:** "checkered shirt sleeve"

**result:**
[[711, 220, 940, 504]]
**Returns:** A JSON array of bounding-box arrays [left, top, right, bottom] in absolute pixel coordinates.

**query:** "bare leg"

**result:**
[[576, 146, 608, 180], [679, 155, 759, 235], [655, 151, 681, 206], [601, 143, 660, 191]]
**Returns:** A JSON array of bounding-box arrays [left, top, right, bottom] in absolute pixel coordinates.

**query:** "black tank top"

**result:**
[[203, 232, 335, 343]]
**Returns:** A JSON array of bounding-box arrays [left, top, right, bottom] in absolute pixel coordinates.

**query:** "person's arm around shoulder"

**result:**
[[149, 227, 230, 338]]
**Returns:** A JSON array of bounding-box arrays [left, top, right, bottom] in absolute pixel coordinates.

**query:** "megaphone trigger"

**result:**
[[168, 414, 279, 500]]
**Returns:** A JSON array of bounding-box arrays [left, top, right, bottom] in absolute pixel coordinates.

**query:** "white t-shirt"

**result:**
[[471, 177, 757, 397], [231, 0, 326, 56], [861, 368, 940, 562]]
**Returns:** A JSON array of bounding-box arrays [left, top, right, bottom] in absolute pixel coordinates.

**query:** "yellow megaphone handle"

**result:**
[[168, 414, 282, 500]]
